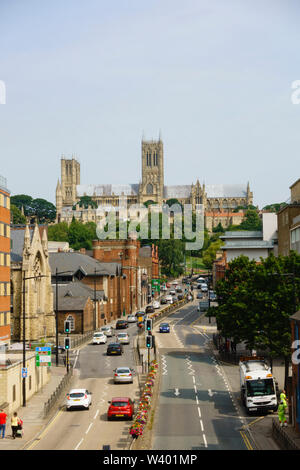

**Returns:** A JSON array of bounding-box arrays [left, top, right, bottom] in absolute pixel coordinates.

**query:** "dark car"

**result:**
[[160, 298, 168, 305], [177, 294, 184, 300], [159, 323, 170, 333], [145, 305, 155, 314], [106, 342, 123, 356], [115, 320, 128, 329], [197, 292, 203, 299]]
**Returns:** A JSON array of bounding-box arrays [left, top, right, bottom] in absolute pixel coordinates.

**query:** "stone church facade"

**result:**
[[10, 224, 55, 342], [55, 138, 253, 231]]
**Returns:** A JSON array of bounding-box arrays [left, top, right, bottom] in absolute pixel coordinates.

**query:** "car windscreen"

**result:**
[[116, 369, 130, 374], [246, 378, 275, 397], [70, 393, 85, 398], [94, 334, 103, 337], [117, 334, 127, 337], [109, 344, 120, 348], [111, 401, 129, 407], [161, 324, 169, 327]]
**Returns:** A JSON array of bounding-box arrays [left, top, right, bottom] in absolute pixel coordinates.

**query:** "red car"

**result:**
[[107, 397, 135, 420], [166, 282, 171, 288]]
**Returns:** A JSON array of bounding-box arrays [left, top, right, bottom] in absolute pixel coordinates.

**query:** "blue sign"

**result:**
[[21, 368, 27, 378], [35, 346, 51, 353]]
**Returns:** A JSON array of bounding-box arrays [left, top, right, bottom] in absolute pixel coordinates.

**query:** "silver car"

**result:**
[[116, 332, 130, 345], [101, 326, 113, 337], [113, 367, 134, 384]]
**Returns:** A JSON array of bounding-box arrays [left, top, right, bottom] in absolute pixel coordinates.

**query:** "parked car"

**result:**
[[115, 320, 128, 329], [160, 297, 168, 305], [153, 300, 160, 309], [107, 397, 135, 420], [66, 388, 92, 411], [145, 305, 155, 314], [166, 283, 171, 288], [113, 367, 134, 384], [92, 332, 107, 345], [176, 287, 183, 293], [50, 345, 65, 355], [170, 289, 176, 295], [127, 315, 136, 323], [201, 285, 208, 292], [159, 322, 170, 333], [106, 342, 123, 356], [197, 292, 203, 299], [101, 326, 113, 337], [177, 294, 184, 300], [165, 295, 173, 303], [116, 332, 130, 345]]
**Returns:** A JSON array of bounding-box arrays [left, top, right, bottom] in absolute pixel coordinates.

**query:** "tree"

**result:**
[[10, 204, 26, 224], [157, 239, 184, 277], [202, 239, 224, 268], [262, 203, 287, 213], [214, 253, 300, 387], [228, 209, 262, 231], [212, 222, 225, 233], [48, 222, 69, 242], [11, 194, 56, 222], [72, 196, 97, 210], [30, 198, 56, 222]]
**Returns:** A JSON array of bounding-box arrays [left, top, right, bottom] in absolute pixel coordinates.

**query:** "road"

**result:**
[[28, 321, 141, 450], [152, 294, 248, 450]]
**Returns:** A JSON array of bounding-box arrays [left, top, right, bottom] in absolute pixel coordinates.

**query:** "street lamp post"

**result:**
[[22, 272, 47, 407]]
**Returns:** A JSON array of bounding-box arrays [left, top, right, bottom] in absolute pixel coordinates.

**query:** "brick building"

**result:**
[[0, 175, 10, 349], [92, 237, 149, 314]]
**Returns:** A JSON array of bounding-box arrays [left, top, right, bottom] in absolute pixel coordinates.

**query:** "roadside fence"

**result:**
[[43, 368, 73, 418]]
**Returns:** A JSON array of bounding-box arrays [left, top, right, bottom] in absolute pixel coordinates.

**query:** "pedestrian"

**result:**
[[11, 412, 20, 439], [0, 409, 8, 439], [278, 399, 288, 427], [280, 390, 287, 405]]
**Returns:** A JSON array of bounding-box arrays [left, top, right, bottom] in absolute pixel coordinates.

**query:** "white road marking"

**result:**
[[197, 407, 201, 418], [200, 420, 204, 432], [85, 423, 93, 434], [203, 434, 208, 448], [94, 410, 99, 420], [75, 438, 83, 450]]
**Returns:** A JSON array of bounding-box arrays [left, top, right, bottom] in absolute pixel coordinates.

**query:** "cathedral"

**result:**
[[55, 137, 253, 231]]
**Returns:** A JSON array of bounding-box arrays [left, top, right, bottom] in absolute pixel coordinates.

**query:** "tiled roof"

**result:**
[[52, 281, 105, 311], [49, 252, 121, 277]]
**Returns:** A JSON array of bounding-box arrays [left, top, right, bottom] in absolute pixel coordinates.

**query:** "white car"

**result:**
[[127, 315, 136, 323], [101, 326, 113, 337], [170, 289, 176, 295], [66, 388, 92, 410], [92, 332, 107, 344], [165, 295, 173, 303], [153, 300, 160, 309], [116, 332, 130, 345], [201, 285, 208, 292]]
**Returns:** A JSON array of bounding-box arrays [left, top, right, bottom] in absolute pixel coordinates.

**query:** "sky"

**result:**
[[0, 0, 300, 208]]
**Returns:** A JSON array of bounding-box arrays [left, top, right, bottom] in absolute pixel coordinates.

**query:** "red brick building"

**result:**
[[92, 238, 148, 314], [0, 176, 10, 348]]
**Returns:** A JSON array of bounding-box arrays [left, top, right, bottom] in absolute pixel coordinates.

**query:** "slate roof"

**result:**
[[49, 252, 121, 277], [10, 228, 34, 263], [52, 281, 105, 311]]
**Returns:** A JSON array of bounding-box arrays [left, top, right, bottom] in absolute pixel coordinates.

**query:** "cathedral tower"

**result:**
[[60, 156, 80, 207], [139, 136, 164, 204]]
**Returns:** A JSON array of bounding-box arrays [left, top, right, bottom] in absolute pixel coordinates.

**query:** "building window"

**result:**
[[146, 183, 153, 195]]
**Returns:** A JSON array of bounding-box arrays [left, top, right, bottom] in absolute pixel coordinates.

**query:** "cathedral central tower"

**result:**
[[139, 136, 164, 204]]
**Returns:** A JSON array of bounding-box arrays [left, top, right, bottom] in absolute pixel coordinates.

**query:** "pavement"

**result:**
[[1, 298, 299, 451]]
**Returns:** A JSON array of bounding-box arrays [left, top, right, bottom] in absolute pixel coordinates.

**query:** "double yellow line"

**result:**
[[240, 430, 254, 450]]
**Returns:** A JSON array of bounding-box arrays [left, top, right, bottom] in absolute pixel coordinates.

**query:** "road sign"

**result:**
[[21, 368, 27, 378], [35, 347, 51, 366]]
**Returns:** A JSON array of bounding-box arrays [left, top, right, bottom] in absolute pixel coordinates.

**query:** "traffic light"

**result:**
[[145, 319, 152, 332], [64, 320, 70, 334], [146, 335, 152, 348], [64, 337, 70, 350]]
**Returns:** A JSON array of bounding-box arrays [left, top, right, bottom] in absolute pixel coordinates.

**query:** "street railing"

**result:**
[[272, 418, 300, 450], [43, 368, 73, 418]]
